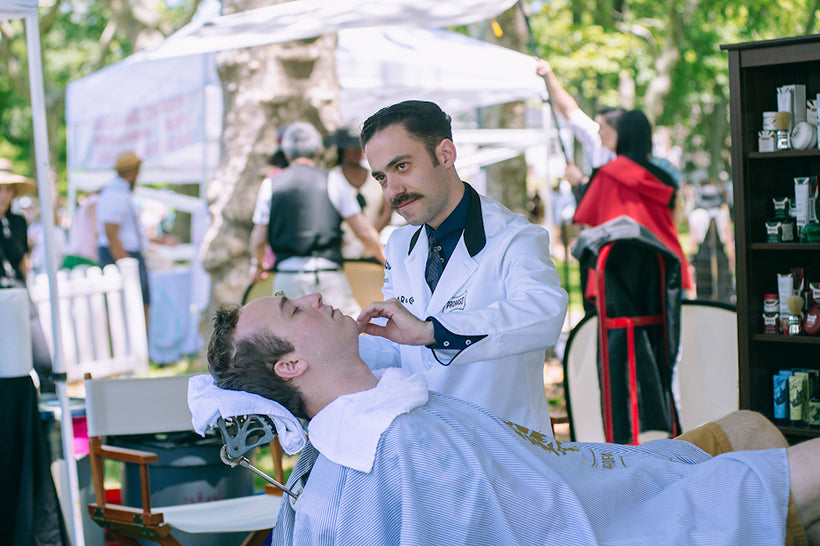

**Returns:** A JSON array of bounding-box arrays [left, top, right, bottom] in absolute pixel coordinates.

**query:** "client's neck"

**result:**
[[303, 356, 379, 419]]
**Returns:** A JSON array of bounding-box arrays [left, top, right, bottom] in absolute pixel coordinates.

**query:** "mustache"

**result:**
[[390, 192, 423, 210]]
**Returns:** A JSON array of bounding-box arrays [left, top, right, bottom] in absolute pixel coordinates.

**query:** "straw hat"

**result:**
[[0, 158, 36, 197], [115, 151, 142, 173]]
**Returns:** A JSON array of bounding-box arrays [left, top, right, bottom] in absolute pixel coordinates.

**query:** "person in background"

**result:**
[[535, 57, 624, 187], [251, 134, 291, 275], [24, 196, 67, 277], [62, 191, 99, 269], [325, 126, 391, 261], [249, 122, 385, 317], [535, 58, 681, 192], [96, 151, 151, 326], [573, 109, 694, 292], [0, 158, 55, 392], [355, 100, 568, 435]]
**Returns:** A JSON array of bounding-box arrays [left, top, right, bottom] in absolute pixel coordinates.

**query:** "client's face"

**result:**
[[237, 294, 358, 364]]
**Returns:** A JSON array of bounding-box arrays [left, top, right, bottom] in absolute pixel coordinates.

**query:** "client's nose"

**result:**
[[296, 293, 323, 308]]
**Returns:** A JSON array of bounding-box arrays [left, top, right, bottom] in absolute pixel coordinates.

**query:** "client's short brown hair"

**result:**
[[207, 304, 307, 419]]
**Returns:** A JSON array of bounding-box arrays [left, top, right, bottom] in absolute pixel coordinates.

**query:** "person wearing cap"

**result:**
[[0, 158, 55, 392], [325, 126, 391, 261], [96, 151, 151, 324], [249, 122, 385, 316]]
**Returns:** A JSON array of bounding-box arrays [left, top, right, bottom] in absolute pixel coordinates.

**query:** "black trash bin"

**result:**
[[112, 430, 256, 546]]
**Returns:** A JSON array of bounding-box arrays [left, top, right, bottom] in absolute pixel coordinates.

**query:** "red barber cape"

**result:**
[[574, 156, 694, 290]]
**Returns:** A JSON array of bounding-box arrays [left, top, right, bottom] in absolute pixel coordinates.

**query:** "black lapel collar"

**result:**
[[462, 183, 486, 257], [407, 182, 486, 256]]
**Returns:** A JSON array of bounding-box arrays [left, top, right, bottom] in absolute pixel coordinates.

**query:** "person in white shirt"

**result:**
[[96, 151, 151, 324], [325, 126, 391, 261], [535, 57, 623, 187], [535, 58, 682, 190], [249, 122, 384, 316]]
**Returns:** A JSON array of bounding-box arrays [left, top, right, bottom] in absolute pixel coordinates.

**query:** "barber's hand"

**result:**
[[356, 298, 436, 346], [534, 57, 553, 78], [564, 162, 587, 186]]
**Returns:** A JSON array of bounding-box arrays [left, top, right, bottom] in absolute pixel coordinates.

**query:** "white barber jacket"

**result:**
[[359, 186, 568, 435]]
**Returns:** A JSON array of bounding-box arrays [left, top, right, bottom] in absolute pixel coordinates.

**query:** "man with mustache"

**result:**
[[356, 100, 568, 435]]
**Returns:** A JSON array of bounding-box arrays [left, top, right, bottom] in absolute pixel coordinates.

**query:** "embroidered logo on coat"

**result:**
[[397, 295, 415, 305], [443, 293, 466, 312]]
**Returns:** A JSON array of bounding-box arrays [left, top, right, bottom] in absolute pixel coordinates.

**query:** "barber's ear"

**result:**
[[435, 139, 457, 168], [273, 357, 307, 379]]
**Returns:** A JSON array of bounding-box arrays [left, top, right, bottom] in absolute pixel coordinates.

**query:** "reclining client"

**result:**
[[203, 294, 820, 545]]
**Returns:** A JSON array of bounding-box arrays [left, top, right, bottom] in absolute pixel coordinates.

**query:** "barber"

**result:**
[[356, 101, 568, 435]]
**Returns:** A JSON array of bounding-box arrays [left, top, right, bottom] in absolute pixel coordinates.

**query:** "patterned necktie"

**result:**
[[425, 234, 444, 293]]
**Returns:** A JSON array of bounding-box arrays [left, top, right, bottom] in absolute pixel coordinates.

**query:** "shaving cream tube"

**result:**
[[773, 373, 789, 420], [777, 273, 794, 334], [789, 374, 804, 422], [795, 177, 810, 240]]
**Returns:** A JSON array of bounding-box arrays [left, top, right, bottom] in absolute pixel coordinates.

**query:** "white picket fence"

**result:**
[[28, 258, 148, 382]]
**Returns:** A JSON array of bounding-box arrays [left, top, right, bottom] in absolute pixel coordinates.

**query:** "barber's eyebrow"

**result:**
[[371, 154, 412, 178]]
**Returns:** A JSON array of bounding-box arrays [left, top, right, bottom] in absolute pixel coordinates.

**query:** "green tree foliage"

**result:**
[[0, 0, 199, 185], [530, 0, 820, 178]]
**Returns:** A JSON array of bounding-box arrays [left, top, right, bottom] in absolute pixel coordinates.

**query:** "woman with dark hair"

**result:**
[[573, 109, 694, 291]]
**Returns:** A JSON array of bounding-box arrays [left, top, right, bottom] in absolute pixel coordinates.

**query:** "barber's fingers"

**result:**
[[356, 298, 402, 329], [359, 321, 389, 338], [356, 299, 431, 345]]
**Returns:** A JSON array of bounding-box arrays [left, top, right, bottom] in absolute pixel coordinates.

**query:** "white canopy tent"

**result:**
[[66, 24, 551, 190], [0, 1, 84, 543]]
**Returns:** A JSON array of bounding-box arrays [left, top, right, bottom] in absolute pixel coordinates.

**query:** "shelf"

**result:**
[[727, 35, 820, 445], [752, 334, 820, 344], [748, 149, 820, 159], [777, 424, 820, 439], [749, 243, 820, 250]]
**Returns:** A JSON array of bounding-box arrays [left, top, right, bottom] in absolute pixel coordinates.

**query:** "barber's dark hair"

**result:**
[[207, 304, 307, 420], [360, 100, 453, 166], [598, 106, 626, 131], [615, 109, 653, 163]]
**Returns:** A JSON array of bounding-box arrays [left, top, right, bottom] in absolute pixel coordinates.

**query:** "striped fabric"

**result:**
[[272, 393, 789, 545]]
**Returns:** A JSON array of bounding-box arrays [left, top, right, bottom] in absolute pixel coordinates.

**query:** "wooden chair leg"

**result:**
[[271, 437, 284, 484], [242, 528, 273, 546], [110, 532, 144, 546]]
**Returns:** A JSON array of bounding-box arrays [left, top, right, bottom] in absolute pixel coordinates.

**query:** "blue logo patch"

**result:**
[[444, 293, 466, 312]]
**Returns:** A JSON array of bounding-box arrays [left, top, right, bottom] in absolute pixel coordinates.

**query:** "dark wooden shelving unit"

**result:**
[[722, 35, 820, 443]]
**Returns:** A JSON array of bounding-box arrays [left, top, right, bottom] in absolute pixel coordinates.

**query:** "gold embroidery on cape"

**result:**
[[504, 420, 580, 456]]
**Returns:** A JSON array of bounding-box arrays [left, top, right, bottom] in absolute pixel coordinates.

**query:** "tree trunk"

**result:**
[[478, 5, 529, 215], [199, 0, 341, 344], [643, 0, 696, 125]]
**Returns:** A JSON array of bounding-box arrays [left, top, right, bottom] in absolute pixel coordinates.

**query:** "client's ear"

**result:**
[[274, 357, 307, 379]]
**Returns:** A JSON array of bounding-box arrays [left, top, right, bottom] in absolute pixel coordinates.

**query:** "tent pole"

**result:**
[[25, 13, 85, 546]]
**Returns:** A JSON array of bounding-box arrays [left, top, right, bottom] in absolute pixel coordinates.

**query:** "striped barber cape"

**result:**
[[272, 374, 789, 545]]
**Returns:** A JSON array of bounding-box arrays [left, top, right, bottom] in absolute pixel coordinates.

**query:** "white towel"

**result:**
[[308, 368, 429, 473], [187, 374, 307, 455]]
